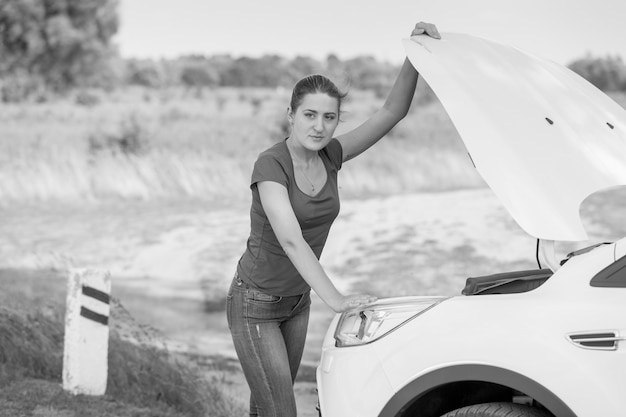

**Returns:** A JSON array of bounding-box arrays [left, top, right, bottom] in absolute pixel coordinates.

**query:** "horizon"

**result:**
[[115, 0, 626, 66]]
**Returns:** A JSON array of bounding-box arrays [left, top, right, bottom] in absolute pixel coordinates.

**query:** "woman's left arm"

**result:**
[[337, 22, 440, 162]]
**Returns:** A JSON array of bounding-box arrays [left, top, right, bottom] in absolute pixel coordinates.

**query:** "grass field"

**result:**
[[2, 87, 625, 207], [0, 84, 484, 207]]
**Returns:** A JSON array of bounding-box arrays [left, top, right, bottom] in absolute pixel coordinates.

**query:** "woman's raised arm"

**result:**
[[337, 22, 440, 162]]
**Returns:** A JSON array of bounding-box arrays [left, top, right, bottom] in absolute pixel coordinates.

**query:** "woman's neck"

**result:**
[[286, 137, 317, 165]]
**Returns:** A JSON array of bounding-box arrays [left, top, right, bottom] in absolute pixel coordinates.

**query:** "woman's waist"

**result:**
[[231, 270, 309, 298], [234, 264, 310, 297]]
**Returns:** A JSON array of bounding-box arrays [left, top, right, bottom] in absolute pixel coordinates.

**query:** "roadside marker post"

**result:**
[[62, 268, 111, 395]]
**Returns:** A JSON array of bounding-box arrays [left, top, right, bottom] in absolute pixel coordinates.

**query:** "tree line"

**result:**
[[1, 0, 626, 103], [125, 53, 398, 96]]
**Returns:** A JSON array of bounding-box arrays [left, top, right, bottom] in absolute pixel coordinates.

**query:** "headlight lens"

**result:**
[[334, 296, 447, 347]]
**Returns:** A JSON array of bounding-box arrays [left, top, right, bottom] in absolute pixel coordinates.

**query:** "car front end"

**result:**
[[317, 239, 626, 417], [317, 297, 447, 416]]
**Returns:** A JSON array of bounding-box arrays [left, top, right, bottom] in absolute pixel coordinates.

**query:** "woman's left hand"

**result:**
[[411, 21, 441, 39]]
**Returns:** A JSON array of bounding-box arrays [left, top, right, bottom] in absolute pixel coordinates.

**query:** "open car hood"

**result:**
[[404, 33, 626, 241]]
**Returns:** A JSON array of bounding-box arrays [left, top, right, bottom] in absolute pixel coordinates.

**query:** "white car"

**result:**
[[316, 33, 626, 417]]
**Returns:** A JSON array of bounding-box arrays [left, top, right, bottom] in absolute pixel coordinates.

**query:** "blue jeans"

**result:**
[[226, 273, 311, 417]]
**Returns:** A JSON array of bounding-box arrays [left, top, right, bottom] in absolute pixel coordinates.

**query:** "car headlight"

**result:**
[[334, 296, 448, 347]]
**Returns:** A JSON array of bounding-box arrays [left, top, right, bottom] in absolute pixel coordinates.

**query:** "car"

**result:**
[[316, 33, 626, 417]]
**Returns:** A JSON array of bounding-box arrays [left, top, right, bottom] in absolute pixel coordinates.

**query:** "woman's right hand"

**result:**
[[332, 293, 378, 313], [411, 21, 441, 39]]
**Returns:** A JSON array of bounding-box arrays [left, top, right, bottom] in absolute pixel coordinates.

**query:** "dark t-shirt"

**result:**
[[236, 138, 343, 296]]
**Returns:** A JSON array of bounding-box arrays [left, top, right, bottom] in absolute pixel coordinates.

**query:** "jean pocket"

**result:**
[[247, 289, 282, 304]]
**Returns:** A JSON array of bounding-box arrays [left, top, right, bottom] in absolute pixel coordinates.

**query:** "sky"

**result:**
[[115, 0, 626, 66]]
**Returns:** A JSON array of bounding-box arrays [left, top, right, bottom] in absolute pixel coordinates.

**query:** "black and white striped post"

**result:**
[[62, 268, 111, 395]]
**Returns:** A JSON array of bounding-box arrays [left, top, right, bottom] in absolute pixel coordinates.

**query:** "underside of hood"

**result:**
[[404, 33, 626, 241]]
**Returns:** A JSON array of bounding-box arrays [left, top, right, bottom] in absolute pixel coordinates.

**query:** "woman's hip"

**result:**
[[227, 272, 311, 323]]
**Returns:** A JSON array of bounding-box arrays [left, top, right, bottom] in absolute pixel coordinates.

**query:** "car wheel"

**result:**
[[439, 402, 552, 417]]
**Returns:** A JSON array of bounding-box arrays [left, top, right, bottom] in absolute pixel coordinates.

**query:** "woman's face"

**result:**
[[289, 93, 340, 151]]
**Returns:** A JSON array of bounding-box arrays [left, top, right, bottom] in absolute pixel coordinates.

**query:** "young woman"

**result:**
[[227, 21, 441, 417]]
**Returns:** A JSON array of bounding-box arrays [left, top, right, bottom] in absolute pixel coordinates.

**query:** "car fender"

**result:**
[[377, 364, 576, 417]]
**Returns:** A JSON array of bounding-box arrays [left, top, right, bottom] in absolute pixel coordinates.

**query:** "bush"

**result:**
[[126, 59, 168, 88], [75, 90, 102, 107], [568, 55, 626, 92], [180, 66, 219, 88], [0, 72, 47, 103], [88, 114, 151, 157]]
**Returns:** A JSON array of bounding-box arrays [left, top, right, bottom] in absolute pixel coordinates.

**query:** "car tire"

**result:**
[[439, 402, 552, 417]]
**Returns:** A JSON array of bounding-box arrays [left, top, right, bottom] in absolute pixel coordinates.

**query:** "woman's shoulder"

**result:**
[[252, 140, 291, 184], [257, 139, 289, 162]]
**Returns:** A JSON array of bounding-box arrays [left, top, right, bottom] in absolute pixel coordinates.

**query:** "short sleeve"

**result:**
[[251, 153, 289, 189], [324, 138, 343, 170]]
